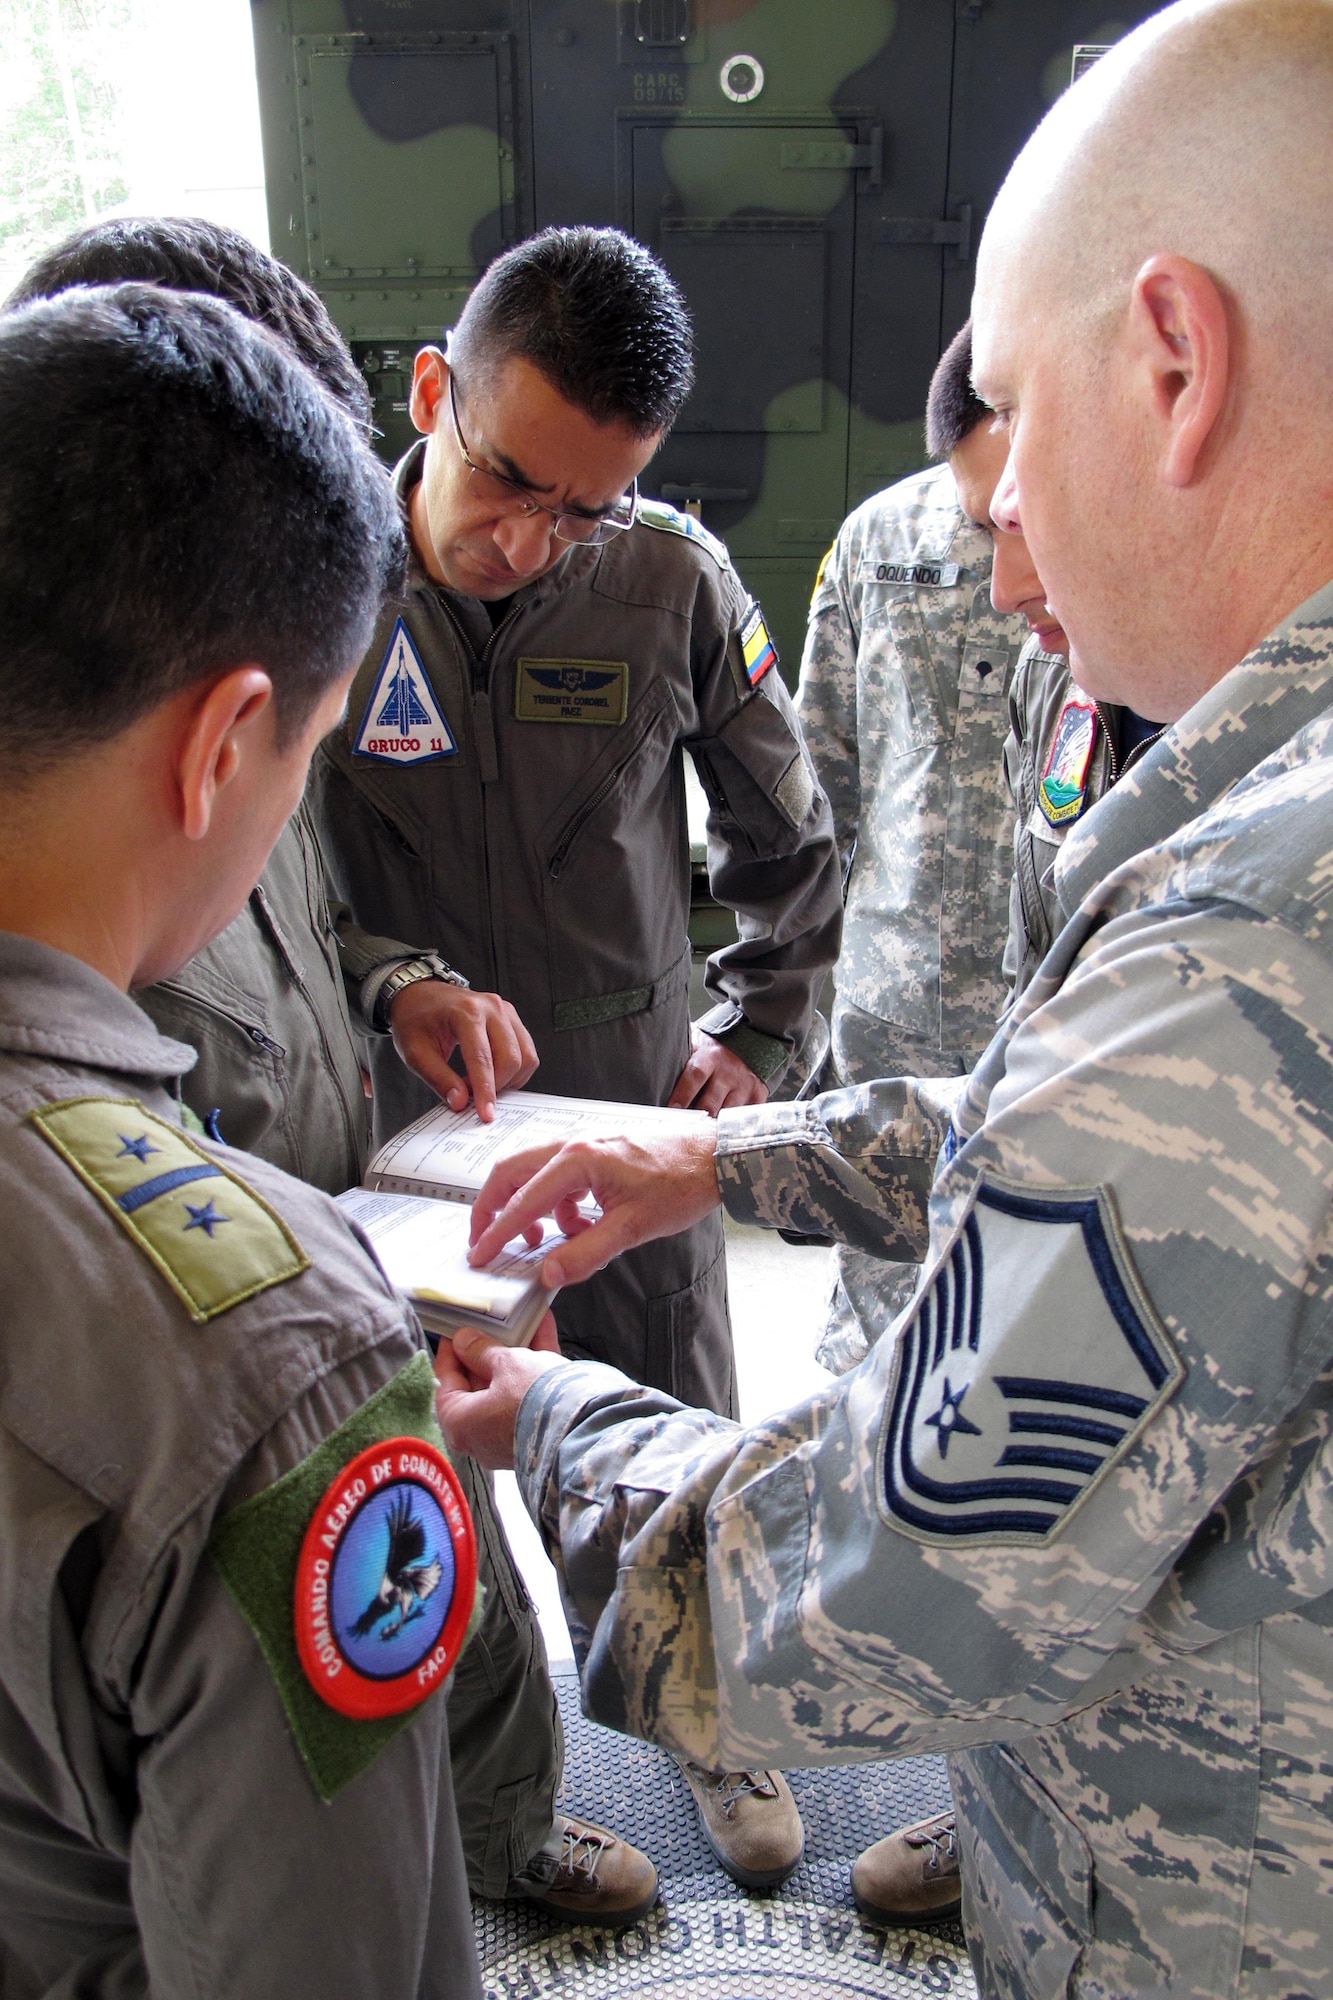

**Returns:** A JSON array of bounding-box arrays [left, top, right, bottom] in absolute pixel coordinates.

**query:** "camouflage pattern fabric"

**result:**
[[516, 578, 1333, 1998], [1001, 639, 1118, 1001], [796, 463, 1030, 1372]]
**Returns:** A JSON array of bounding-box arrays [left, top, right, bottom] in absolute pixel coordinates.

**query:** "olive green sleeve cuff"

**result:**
[[695, 1007, 792, 1086]]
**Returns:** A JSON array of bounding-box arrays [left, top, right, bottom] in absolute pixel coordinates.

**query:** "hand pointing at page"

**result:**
[[466, 1126, 722, 1288]]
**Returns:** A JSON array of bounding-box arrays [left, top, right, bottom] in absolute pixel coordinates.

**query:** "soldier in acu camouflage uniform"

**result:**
[[797, 323, 1030, 1373], [444, 5, 1333, 1993]]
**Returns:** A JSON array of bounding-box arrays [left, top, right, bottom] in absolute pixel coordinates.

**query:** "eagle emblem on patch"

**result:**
[[880, 1176, 1182, 1544], [1038, 695, 1099, 825], [295, 1435, 476, 1720]]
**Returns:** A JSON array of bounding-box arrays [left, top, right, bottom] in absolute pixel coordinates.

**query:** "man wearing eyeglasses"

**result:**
[[319, 226, 839, 1421], [317, 225, 840, 1893]]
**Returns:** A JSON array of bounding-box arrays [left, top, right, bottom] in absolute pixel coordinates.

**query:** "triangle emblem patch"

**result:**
[[353, 620, 457, 765]]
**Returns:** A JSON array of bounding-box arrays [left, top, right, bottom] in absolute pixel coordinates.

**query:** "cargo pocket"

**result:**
[[951, 1743, 1092, 1999]]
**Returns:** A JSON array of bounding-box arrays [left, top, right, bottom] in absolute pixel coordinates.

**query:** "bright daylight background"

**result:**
[[0, 0, 268, 301]]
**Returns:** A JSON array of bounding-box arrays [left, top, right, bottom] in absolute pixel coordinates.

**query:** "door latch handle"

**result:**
[[873, 203, 973, 264]]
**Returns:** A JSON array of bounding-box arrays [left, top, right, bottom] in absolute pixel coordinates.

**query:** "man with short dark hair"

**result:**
[[796, 321, 1032, 1376], [5, 215, 658, 1930], [319, 225, 842, 1889], [0, 281, 484, 1995]]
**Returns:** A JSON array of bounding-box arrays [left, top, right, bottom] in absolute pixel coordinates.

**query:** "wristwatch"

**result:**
[[367, 953, 469, 1033]]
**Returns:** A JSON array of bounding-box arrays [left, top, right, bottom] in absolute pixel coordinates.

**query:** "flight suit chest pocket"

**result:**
[[538, 678, 684, 1014]]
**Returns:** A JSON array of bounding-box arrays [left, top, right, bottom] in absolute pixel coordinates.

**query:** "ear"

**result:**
[[176, 667, 274, 843], [410, 346, 448, 437], [1129, 255, 1231, 488]]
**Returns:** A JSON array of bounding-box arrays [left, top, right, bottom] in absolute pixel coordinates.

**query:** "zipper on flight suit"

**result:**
[[547, 693, 668, 880], [431, 588, 528, 999]]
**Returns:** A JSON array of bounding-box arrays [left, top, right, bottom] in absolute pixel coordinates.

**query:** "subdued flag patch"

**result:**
[[353, 619, 457, 764]]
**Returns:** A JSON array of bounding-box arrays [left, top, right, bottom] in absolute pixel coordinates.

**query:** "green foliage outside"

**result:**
[[0, 0, 132, 294]]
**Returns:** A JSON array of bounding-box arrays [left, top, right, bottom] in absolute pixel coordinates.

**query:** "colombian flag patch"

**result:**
[[740, 603, 777, 686]]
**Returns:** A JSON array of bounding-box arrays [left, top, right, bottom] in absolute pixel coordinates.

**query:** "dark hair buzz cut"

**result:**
[[449, 226, 694, 437], [0, 285, 404, 774], [6, 215, 370, 429], [925, 319, 991, 460]]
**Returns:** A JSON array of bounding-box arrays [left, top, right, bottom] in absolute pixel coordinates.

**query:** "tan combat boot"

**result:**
[[509, 1812, 658, 1924], [851, 1809, 962, 1923], [675, 1760, 805, 1889]]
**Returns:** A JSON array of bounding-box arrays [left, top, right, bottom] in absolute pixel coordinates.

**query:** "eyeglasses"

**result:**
[[446, 374, 636, 547]]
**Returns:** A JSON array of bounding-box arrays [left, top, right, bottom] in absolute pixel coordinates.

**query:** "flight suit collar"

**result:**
[[0, 931, 196, 1079], [1054, 575, 1333, 924]]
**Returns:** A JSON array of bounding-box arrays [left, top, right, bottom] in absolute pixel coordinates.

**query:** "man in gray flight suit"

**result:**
[[318, 226, 840, 1887], [796, 322, 1033, 1375], [317, 224, 842, 1429], [0, 284, 485, 1995], [3, 215, 656, 1924], [442, 5, 1333, 1993]]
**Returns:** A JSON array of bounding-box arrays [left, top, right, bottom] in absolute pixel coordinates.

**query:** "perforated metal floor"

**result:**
[[474, 1669, 975, 2000]]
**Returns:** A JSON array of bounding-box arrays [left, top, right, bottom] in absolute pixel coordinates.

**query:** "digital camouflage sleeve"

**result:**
[[516, 582, 1333, 2000]]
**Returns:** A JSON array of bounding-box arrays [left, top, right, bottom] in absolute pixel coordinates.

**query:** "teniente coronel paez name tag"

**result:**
[[515, 658, 629, 725]]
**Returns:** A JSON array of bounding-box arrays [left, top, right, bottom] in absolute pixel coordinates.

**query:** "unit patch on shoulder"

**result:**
[[29, 1096, 308, 1321], [879, 1176, 1182, 1546], [294, 1433, 476, 1721], [738, 602, 778, 687], [857, 557, 962, 590], [209, 1350, 479, 1800], [515, 658, 629, 725], [353, 618, 457, 765], [635, 496, 731, 569], [1038, 695, 1099, 825]]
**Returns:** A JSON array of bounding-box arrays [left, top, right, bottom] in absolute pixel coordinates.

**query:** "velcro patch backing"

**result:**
[[209, 1351, 481, 1801], [30, 1096, 308, 1322]]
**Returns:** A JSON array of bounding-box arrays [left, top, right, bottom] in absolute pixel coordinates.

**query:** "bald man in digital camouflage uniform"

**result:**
[[445, 6, 1333, 1992]]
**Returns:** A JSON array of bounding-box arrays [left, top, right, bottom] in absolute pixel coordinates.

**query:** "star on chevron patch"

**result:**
[[353, 619, 457, 765], [880, 1175, 1183, 1544]]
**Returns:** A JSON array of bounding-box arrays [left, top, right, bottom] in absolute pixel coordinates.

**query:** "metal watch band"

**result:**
[[369, 953, 469, 1033]]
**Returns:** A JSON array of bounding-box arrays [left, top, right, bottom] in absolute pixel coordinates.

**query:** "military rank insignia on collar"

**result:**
[[1038, 694, 1099, 825], [879, 1175, 1182, 1545], [295, 1434, 476, 1721], [353, 618, 457, 764], [739, 603, 777, 686]]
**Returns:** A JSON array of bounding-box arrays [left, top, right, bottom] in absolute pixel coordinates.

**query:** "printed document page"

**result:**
[[337, 1186, 558, 1322], [366, 1090, 711, 1197]]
